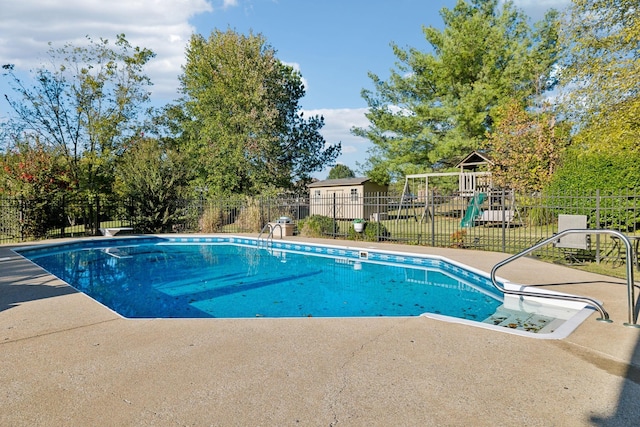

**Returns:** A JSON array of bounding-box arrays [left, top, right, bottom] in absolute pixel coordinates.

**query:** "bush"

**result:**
[[297, 215, 335, 237], [117, 138, 191, 233], [13, 194, 67, 239], [546, 151, 640, 231], [548, 151, 640, 194], [517, 195, 554, 226], [346, 221, 391, 242]]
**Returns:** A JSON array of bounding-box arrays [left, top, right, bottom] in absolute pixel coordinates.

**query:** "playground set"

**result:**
[[396, 152, 522, 228]]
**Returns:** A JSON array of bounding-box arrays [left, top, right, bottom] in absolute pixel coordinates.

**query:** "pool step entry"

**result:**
[[482, 306, 564, 334], [490, 229, 639, 327]]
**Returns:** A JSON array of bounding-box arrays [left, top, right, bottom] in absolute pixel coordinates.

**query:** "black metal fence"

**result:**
[[2, 190, 639, 263]]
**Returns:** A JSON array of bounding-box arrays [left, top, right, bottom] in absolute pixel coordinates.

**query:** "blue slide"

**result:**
[[460, 193, 486, 228]]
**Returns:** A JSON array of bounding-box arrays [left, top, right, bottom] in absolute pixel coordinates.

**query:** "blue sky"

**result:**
[[1, 0, 567, 178]]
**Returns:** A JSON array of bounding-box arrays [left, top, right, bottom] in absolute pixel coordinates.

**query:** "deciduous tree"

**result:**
[[0, 137, 71, 238], [2, 34, 155, 195], [115, 137, 192, 233], [327, 164, 356, 180], [1, 136, 71, 197], [558, 0, 640, 154], [177, 29, 340, 196], [484, 100, 569, 193]]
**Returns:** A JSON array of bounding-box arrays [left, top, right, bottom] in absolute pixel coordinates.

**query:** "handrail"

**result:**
[[257, 223, 281, 249], [257, 223, 270, 243], [490, 229, 638, 327], [257, 224, 270, 248]]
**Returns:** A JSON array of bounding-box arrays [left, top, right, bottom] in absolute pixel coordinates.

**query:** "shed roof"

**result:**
[[307, 177, 371, 188]]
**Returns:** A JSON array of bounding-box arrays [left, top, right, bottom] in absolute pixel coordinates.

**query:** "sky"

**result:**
[[0, 0, 569, 179]]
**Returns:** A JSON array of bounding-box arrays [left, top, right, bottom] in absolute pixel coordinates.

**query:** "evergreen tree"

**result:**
[[353, 0, 560, 183]]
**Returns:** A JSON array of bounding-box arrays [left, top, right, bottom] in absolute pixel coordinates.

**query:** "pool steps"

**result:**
[[482, 306, 564, 334]]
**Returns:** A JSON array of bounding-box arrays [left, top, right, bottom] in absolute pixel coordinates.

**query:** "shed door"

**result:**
[[328, 190, 345, 219]]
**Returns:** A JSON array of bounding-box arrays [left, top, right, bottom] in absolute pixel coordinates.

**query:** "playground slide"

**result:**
[[460, 193, 486, 227]]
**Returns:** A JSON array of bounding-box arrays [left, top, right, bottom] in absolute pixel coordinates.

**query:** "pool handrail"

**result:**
[[490, 229, 639, 327], [257, 223, 282, 248]]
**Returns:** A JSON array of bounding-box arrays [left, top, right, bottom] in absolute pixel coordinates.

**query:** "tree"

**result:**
[[0, 136, 71, 238], [484, 100, 569, 193], [327, 164, 356, 180], [2, 34, 155, 195], [1, 136, 71, 197], [115, 137, 192, 233], [558, 0, 640, 154], [353, 0, 560, 182], [177, 29, 340, 196]]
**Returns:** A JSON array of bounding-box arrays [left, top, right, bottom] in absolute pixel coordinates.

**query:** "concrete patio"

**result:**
[[2, 236, 640, 426]]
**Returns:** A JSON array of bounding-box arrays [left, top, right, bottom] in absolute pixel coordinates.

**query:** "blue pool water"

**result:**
[[16, 237, 504, 320]]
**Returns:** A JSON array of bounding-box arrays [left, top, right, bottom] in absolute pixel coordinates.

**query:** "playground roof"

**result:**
[[455, 151, 493, 171]]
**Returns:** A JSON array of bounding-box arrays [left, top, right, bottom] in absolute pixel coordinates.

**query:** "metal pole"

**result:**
[[501, 189, 506, 252], [431, 189, 435, 247], [332, 193, 336, 238]]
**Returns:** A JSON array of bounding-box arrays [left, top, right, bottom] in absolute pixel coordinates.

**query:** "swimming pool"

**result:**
[[14, 236, 593, 338]]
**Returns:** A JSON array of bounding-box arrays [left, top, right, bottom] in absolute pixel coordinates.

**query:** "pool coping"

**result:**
[[2, 234, 640, 425]]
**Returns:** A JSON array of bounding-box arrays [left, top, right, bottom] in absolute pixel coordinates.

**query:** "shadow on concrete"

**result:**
[[590, 293, 640, 426], [1, 282, 78, 313], [0, 256, 78, 312]]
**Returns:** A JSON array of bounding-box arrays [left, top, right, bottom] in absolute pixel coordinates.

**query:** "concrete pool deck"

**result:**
[[1, 235, 640, 426]]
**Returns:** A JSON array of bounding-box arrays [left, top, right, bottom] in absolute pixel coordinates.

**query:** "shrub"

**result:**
[[346, 221, 391, 242], [516, 195, 554, 226], [449, 230, 467, 248], [546, 151, 640, 231], [548, 151, 640, 194], [297, 215, 335, 237], [116, 138, 191, 233]]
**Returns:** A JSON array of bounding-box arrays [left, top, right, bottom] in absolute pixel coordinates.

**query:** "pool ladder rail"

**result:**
[[257, 223, 282, 249], [490, 229, 639, 328]]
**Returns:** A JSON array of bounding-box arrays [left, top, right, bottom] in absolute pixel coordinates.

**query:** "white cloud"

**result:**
[[508, 0, 571, 20], [0, 0, 216, 102], [303, 108, 372, 177], [304, 108, 370, 145], [282, 61, 309, 93]]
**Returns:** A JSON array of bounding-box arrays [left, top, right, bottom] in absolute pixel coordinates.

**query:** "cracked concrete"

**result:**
[[2, 235, 640, 426]]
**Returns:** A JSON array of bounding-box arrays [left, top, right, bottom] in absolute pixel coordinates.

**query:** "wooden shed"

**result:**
[[307, 177, 388, 220]]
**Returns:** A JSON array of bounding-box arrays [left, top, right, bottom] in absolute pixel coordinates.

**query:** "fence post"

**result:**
[[267, 196, 271, 224], [60, 194, 66, 238], [596, 189, 601, 263], [371, 192, 377, 241], [97, 195, 102, 236], [501, 189, 507, 253], [19, 195, 25, 242], [431, 189, 436, 247], [332, 193, 337, 238]]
